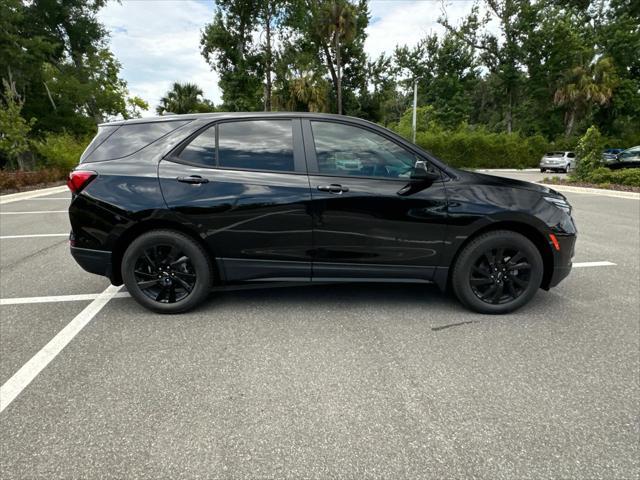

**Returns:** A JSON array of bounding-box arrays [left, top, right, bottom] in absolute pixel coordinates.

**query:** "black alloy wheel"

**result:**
[[122, 230, 213, 313], [133, 244, 197, 303], [469, 247, 532, 305], [452, 230, 543, 314]]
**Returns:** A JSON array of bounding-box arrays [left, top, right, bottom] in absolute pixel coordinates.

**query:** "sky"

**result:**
[[98, 0, 478, 116]]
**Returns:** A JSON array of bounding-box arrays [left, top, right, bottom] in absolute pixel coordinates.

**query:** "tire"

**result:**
[[121, 229, 213, 313], [540, 168, 545, 173], [451, 230, 544, 314], [564, 164, 570, 173]]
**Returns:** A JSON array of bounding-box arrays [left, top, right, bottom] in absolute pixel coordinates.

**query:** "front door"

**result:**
[[158, 118, 313, 282], [303, 119, 448, 281]]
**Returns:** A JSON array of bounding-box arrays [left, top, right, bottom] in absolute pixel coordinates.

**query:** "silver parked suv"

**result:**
[[540, 151, 575, 173]]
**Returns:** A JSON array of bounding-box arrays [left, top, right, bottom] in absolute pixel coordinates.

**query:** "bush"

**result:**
[[578, 167, 640, 187], [608, 169, 640, 186], [573, 125, 604, 180], [0, 168, 67, 193], [33, 132, 89, 171], [411, 127, 549, 169]]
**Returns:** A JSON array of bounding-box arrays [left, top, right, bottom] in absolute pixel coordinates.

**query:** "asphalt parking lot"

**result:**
[[1, 173, 638, 479]]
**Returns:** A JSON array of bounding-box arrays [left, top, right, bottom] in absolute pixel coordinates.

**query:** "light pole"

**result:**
[[412, 77, 419, 144]]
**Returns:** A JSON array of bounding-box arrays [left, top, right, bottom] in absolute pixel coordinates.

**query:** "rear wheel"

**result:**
[[121, 230, 213, 313], [451, 230, 543, 314], [540, 168, 546, 173]]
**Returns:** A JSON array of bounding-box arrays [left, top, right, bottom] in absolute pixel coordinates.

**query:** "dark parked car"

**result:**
[[608, 146, 640, 169], [68, 113, 576, 314], [602, 148, 624, 164]]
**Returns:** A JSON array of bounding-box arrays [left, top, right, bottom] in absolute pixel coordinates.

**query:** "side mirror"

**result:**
[[411, 160, 440, 181]]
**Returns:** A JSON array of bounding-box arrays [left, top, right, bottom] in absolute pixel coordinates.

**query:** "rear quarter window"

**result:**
[[81, 120, 189, 163]]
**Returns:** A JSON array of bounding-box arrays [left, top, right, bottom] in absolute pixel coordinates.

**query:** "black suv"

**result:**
[[68, 113, 576, 314]]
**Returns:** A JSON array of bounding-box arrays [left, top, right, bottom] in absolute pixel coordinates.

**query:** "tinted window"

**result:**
[[621, 148, 640, 160], [311, 121, 416, 178], [179, 126, 216, 166], [80, 125, 118, 163], [84, 120, 189, 162], [567, 153, 576, 158], [218, 120, 294, 172]]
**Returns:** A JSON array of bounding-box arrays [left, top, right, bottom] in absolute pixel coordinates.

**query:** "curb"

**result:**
[[0, 185, 69, 205], [538, 183, 640, 200]]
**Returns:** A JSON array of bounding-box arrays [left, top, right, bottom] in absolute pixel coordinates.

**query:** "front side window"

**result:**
[[218, 120, 294, 172], [311, 121, 416, 178]]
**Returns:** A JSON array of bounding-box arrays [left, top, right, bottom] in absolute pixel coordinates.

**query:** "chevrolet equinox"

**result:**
[[68, 113, 576, 314]]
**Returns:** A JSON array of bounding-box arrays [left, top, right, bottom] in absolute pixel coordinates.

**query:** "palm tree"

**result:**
[[156, 82, 205, 115], [317, 0, 357, 115], [290, 73, 331, 112], [554, 56, 617, 137]]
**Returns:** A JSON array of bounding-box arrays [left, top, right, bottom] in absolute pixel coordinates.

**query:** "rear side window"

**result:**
[[218, 120, 294, 172], [80, 125, 118, 163], [82, 120, 189, 163], [178, 126, 216, 166]]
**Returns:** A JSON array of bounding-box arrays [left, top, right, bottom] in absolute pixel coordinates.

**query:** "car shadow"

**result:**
[[204, 282, 452, 310]]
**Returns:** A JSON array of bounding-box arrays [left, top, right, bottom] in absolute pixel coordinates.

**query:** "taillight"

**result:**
[[67, 170, 96, 194]]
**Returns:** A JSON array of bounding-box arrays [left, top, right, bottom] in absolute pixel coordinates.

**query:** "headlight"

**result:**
[[544, 196, 572, 214]]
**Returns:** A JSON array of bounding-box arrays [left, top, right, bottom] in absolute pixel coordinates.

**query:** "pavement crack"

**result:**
[[431, 320, 475, 331]]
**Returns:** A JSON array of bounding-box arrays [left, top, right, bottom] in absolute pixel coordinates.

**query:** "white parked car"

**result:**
[[540, 151, 575, 173]]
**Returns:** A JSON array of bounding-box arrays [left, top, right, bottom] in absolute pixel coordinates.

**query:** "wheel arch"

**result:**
[[109, 219, 216, 285], [442, 221, 554, 291]]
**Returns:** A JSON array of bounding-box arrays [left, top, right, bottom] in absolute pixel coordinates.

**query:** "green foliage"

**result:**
[[0, 78, 35, 169], [582, 167, 640, 187], [157, 83, 215, 115], [125, 96, 150, 119], [404, 124, 551, 169], [200, 0, 270, 111], [573, 125, 604, 180], [33, 133, 90, 171], [1, 0, 144, 139]]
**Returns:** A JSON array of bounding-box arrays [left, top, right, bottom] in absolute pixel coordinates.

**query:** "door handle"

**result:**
[[317, 184, 348, 194], [177, 175, 209, 184]]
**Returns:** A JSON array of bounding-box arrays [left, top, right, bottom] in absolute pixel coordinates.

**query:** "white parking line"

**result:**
[[0, 292, 130, 306], [0, 234, 69, 240], [0, 211, 68, 215], [0, 284, 123, 414], [12, 197, 70, 201], [573, 261, 617, 268], [0, 185, 68, 204]]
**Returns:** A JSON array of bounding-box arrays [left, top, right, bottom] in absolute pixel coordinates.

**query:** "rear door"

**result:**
[[302, 119, 448, 281], [158, 118, 313, 282]]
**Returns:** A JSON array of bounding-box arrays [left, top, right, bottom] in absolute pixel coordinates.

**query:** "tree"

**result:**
[[275, 0, 368, 115], [441, 0, 530, 133], [0, 77, 35, 170], [554, 56, 617, 137], [125, 96, 150, 119], [2, 0, 132, 136], [316, 0, 358, 114], [573, 125, 604, 179], [156, 82, 210, 115], [201, 0, 264, 111]]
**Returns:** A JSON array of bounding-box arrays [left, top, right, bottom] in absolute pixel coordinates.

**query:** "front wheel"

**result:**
[[451, 230, 544, 314], [121, 229, 213, 313]]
